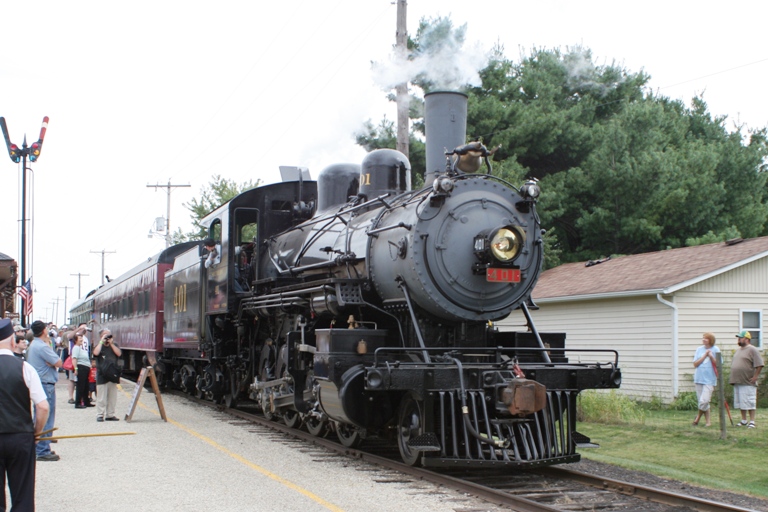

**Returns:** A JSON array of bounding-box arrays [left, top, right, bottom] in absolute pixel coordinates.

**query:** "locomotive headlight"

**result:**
[[520, 179, 540, 200], [490, 227, 524, 262]]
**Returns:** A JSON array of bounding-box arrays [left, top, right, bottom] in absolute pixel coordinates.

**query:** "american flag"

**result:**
[[18, 279, 32, 317]]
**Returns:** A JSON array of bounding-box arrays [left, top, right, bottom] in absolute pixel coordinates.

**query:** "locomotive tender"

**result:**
[[72, 91, 620, 467]]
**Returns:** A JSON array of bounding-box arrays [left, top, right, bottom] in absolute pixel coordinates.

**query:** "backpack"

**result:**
[[98, 356, 122, 383]]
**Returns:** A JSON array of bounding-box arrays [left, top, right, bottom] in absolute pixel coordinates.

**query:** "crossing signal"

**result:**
[[28, 117, 48, 162], [0, 116, 49, 163]]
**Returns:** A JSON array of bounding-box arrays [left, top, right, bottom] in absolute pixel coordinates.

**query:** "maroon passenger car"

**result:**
[[71, 242, 198, 371]]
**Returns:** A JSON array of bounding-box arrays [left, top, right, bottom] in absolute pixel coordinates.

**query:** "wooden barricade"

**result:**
[[125, 366, 167, 422]]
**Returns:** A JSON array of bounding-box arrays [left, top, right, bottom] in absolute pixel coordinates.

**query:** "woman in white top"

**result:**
[[692, 332, 720, 426], [71, 334, 93, 408]]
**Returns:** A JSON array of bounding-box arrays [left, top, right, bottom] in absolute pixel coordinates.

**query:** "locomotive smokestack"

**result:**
[[424, 91, 468, 187]]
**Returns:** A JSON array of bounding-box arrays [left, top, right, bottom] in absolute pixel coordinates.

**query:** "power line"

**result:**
[[89, 249, 116, 286], [147, 181, 191, 247], [70, 273, 90, 300], [661, 57, 768, 90], [59, 285, 73, 325]]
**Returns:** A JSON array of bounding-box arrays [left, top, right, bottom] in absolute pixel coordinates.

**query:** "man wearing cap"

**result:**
[[25, 320, 62, 461], [203, 238, 221, 268], [729, 330, 764, 428], [0, 318, 50, 510]]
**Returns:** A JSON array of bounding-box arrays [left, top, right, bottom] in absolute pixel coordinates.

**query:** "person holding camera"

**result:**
[[92, 329, 122, 422]]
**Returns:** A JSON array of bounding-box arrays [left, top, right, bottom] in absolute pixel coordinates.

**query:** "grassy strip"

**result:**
[[578, 401, 768, 498]]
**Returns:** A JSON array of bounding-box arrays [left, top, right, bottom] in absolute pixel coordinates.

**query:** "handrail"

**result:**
[[370, 346, 620, 367]]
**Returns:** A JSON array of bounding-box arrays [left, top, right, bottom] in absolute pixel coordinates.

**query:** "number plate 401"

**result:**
[[486, 268, 521, 283]]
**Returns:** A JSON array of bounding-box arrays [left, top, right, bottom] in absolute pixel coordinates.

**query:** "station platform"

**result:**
[[26, 374, 501, 512]]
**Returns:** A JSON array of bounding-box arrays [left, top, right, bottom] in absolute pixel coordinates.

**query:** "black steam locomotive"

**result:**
[[72, 91, 620, 468]]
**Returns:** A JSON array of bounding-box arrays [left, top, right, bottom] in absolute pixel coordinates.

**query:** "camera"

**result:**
[[105, 335, 113, 341]]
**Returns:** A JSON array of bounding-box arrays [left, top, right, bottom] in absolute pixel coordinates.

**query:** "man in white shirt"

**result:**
[[203, 238, 221, 268]]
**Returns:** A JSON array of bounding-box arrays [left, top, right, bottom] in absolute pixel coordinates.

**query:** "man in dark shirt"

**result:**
[[729, 330, 765, 428], [0, 318, 50, 511]]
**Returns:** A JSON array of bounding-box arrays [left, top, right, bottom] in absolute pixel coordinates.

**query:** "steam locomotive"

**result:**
[[71, 91, 620, 467]]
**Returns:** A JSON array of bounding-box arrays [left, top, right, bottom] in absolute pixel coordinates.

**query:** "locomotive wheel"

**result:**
[[334, 421, 363, 448], [179, 365, 196, 395], [224, 393, 237, 409], [305, 415, 329, 437], [276, 344, 297, 426], [194, 373, 207, 400], [283, 410, 300, 428], [259, 359, 275, 421], [397, 393, 425, 466]]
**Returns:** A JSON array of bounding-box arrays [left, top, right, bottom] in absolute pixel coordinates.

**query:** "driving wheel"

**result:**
[[397, 393, 424, 466]]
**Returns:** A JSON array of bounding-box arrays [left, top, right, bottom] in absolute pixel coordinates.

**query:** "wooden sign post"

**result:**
[[125, 366, 167, 422]]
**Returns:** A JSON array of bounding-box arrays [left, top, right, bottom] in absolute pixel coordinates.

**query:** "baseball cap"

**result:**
[[0, 318, 14, 340], [735, 330, 752, 339], [31, 320, 47, 337]]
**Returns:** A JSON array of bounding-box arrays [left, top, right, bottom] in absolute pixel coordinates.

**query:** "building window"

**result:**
[[740, 309, 762, 348]]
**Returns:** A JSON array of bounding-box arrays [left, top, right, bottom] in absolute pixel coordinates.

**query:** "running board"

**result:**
[[573, 431, 600, 449]]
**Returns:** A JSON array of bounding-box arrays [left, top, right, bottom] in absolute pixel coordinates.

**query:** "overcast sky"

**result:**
[[3, 0, 767, 326]]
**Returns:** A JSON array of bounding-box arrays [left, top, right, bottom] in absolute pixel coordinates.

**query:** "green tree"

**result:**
[[171, 174, 260, 242], [360, 19, 768, 266]]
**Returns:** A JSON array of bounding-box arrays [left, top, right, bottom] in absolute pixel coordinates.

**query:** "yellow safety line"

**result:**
[[119, 385, 344, 512]]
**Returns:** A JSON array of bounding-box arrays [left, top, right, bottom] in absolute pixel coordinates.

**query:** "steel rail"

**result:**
[[170, 390, 760, 512], [540, 467, 759, 512], [176, 392, 558, 512]]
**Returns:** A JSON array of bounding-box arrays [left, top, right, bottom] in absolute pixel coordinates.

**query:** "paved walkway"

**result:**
[[25, 376, 504, 512]]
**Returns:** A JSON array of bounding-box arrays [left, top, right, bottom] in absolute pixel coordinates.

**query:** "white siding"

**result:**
[[501, 296, 675, 402], [686, 258, 768, 294], [674, 289, 768, 392], [499, 258, 768, 403]]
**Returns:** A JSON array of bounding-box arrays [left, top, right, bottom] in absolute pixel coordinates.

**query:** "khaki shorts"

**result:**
[[695, 383, 714, 411], [733, 384, 757, 410]]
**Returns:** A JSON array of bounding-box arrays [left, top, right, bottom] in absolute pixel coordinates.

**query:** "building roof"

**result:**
[[533, 236, 768, 302], [0, 252, 14, 261]]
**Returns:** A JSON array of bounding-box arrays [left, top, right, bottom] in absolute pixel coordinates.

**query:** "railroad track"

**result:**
[[167, 390, 759, 512]]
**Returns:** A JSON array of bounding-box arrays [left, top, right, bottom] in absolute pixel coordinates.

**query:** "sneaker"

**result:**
[[75, 404, 86, 409], [736, 420, 749, 427], [748, 421, 756, 429], [105, 417, 120, 422], [37, 453, 60, 461], [67, 399, 75, 404], [96, 417, 104, 422]]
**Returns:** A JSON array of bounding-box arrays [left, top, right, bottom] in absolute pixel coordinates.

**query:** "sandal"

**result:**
[[748, 421, 756, 429], [736, 420, 749, 427]]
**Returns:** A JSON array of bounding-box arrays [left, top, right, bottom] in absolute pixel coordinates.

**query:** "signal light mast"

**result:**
[[1, 116, 49, 325]]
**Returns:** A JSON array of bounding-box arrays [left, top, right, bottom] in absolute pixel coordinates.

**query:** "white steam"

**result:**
[[562, 47, 626, 97], [371, 25, 489, 91]]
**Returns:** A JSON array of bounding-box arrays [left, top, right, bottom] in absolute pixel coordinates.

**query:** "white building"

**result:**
[[500, 237, 768, 402]]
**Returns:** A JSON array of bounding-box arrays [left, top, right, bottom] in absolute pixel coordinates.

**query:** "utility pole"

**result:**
[[90, 250, 115, 285], [1, 116, 49, 326], [395, 0, 409, 158], [147, 180, 190, 247], [50, 298, 59, 325], [59, 285, 73, 324], [70, 273, 89, 299]]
